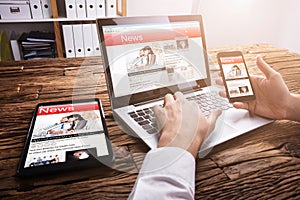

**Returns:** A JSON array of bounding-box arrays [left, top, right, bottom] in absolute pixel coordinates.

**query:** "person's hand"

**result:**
[[153, 92, 221, 158], [216, 56, 297, 120]]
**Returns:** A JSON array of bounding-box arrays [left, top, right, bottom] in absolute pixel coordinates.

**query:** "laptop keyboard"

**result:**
[[186, 91, 233, 116], [128, 108, 158, 134], [128, 91, 233, 134]]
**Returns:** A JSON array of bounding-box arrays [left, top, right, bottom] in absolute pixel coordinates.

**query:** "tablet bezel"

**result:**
[[17, 98, 114, 177]]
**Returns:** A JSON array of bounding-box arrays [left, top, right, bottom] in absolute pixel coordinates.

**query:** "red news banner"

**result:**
[[220, 56, 243, 65], [38, 103, 99, 116], [104, 26, 202, 46]]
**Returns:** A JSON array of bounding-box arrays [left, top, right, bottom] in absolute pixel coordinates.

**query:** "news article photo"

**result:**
[[32, 110, 103, 139], [66, 148, 98, 161], [226, 79, 254, 98], [223, 63, 248, 80], [25, 152, 64, 168], [176, 38, 189, 50], [127, 45, 164, 73]]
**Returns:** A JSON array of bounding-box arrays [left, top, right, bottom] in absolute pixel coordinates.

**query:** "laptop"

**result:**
[[96, 15, 273, 156]]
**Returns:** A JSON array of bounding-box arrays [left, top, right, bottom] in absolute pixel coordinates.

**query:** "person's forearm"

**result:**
[[286, 93, 300, 121]]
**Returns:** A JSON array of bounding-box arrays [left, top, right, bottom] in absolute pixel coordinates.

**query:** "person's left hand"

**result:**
[[153, 92, 221, 158]]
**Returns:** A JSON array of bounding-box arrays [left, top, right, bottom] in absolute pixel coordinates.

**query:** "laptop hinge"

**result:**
[[133, 88, 203, 107], [133, 97, 164, 107]]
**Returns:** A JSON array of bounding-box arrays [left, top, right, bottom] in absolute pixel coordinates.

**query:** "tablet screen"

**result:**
[[23, 100, 110, 169]]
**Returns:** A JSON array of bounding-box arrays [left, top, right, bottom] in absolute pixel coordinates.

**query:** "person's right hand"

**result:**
[[153, 92, 221, 158], [216, 56, 297, 120]]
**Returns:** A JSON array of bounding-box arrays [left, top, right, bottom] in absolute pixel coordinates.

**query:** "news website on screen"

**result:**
[[103, 21, 208, 97], [220, 56, 254, 98], [24, 101, 109, 168]]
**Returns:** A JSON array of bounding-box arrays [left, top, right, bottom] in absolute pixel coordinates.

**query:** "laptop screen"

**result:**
[[98, 15, 210, 106]]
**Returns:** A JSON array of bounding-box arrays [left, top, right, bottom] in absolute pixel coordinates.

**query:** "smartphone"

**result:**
[[217, 51, 255, 103]]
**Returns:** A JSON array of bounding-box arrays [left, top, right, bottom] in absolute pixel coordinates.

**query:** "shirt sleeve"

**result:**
[[128, 147, 195, 200]]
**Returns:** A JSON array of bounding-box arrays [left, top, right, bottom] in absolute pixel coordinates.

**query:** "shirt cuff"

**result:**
[[139, 147, 196, 189]]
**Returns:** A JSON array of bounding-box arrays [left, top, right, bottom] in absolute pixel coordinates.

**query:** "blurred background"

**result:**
[[127, 0, 300, 53]]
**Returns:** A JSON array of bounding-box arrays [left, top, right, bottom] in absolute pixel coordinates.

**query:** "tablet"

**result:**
[[17, 98, 114, 177]]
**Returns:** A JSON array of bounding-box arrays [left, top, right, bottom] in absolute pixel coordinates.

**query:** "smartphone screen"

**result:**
[[217, 51, 255, 102]]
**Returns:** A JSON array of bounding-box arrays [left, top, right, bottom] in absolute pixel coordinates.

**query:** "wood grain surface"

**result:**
[[0, 44, 299, 199]]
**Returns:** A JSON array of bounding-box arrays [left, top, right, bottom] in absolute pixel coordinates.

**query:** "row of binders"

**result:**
[[65, 0, 117, 19], [62, 24, 101, 58], [0, 0, 52, 20], [29, 0, 53, 19]]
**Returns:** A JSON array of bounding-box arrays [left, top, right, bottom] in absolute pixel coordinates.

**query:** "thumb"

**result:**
[[153, 105, 166, 131], [233, 102, 249, 110], [256, 56, 277, 79], [206, 109, 222, 136]]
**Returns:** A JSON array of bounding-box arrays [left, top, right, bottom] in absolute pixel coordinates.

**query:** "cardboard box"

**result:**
[[0, 1, 32, 19]]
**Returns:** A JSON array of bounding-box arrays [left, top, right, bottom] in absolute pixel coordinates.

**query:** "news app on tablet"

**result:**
[[21, 99, 111, 171]]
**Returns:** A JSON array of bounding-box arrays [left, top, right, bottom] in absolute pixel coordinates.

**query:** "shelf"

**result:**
[[55, 16, 123, 22], [2, 0, 127, 59], [0, 16, 123, 23], [0, 18, 57, 23]]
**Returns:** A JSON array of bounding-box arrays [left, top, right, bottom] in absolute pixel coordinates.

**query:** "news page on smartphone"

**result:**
[[220, 56, 254, 98]]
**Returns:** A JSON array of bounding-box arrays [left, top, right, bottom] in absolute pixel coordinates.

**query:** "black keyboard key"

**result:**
[[203, 106, 211, 111], [151, 123, 158, 129], [138, 120, 150, 126], [142, 124, 152, 130], [149, 118, 155, 122], [200, 102, 208, 107], [137, 112, 145, 116], [145, 110, 152, 114], [207, 101, 213, 105], [147, 128, 158, 134], [209, 105, 216, 109], [144, 115, 151, 119], [130, 113, 138, 118], [134, 117, 144, 122]]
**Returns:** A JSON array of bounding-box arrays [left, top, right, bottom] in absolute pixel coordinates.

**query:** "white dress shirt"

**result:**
[[128, 147, 195, 200]]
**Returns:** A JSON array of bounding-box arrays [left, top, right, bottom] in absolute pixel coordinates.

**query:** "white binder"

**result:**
[[41, 0, 52, 18], [65, 0, 76, 18], [82, 24, 93, 57], [75, 0, 86, 18], [29, 0, 43, 19], [96, 0, 106, 17], [62, 25, 75, 58], [72, 24, 85, 57], [91, 23, 101, 56], [10, 40, 22, 61], [86, 0, 96, 18], [106, 0, 116, 17]]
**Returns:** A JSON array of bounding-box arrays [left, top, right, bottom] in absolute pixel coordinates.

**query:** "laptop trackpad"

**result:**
[[199, 108, 272, 157], [200, 112, 239, 153], [223, 108, 272, 132]]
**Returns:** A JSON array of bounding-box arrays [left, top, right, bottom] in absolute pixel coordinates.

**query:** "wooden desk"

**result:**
[[1, 44, 299, 199]]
